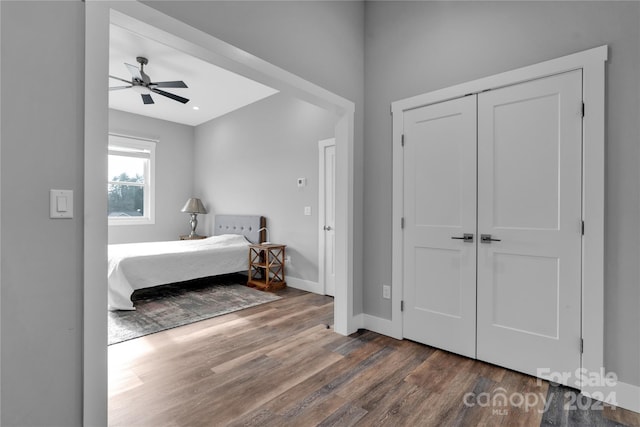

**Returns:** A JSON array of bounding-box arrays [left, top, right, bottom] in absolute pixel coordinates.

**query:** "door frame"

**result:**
[[84, 2, 356, 425], [391, 46, 607, 398], [318, 138, 336, 296]]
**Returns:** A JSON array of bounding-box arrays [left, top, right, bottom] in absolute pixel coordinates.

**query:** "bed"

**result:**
[[108, 215, 265, 310]]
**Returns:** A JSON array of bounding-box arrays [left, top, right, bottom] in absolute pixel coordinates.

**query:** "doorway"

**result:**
[[84, 2, 356, 424], [391, 45, 606, 397], [319, 138, 336, 297]]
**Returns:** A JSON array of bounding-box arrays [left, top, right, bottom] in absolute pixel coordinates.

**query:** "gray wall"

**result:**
[[108, 109, 195, 244], [1, 1, 84, 425], [195, 93, 335, 284], [146, 0, 366, 313], [363, 1, 640, 386], [2, 1, 638, 425]]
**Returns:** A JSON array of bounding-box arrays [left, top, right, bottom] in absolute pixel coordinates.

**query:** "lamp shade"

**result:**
[[181, 198, 208, 214]]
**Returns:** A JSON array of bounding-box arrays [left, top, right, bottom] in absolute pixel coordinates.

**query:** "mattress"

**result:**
[[108, 234, 249, 310]]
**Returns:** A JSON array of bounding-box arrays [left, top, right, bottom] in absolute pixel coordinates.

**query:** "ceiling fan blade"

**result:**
[[125, 63, 143, 81], [151, 80, 188, 88], [109, 86, 132, 91], [151, 88, 189, 104], [141, 94, 154, 105], [109, 75, 132, 85]]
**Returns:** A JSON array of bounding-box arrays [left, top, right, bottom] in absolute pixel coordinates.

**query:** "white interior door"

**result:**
[[476, 70, 583, 381], [402, 96, 477, 358], [319, 139, 336, 296]]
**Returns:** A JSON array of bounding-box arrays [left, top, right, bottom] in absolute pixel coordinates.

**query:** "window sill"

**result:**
[[108, 218, 155, 226]]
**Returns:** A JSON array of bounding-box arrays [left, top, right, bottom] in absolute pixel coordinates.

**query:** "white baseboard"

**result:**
[[286, 277, 323, 295], [584, 380, 640, 414], [613, 381, 640, 413]]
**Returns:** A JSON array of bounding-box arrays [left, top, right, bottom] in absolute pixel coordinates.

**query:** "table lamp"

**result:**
[[181, 197, 208, 237]]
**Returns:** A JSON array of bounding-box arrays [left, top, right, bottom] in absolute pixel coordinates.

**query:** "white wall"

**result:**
[[363, 1, 640, 387], [1, 1, 84, 425], [195, 93, 335, 284], [108, 109, 195, 244]]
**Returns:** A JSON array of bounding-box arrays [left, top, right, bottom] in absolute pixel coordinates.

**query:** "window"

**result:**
[[108, 134, 156, 225]]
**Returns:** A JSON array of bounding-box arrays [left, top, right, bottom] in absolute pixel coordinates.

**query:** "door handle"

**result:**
[[480, 234, 501, 243], [323, 226, 332, 231], [451, 233, 474, 243]]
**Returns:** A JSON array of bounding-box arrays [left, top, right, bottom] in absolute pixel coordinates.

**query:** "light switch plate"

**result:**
[[50, 189, 73, 219], [304, 206, 312, 216], [383, 285, 391, 299]]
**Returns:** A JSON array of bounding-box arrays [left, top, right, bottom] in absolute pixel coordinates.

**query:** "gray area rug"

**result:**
[[108, 273, 281, 345]]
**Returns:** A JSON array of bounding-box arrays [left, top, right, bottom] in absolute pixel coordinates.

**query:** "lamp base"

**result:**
[[188, 213, 199, 236]]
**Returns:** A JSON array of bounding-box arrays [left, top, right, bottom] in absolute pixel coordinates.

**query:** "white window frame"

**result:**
[[107, 133, 156, 226]]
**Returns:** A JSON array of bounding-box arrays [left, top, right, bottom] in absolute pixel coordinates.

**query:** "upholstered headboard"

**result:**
[[213, 215, 266, 244]]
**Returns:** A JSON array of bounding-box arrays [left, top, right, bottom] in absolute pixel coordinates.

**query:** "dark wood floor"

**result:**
[[109, 288, 640, 427]]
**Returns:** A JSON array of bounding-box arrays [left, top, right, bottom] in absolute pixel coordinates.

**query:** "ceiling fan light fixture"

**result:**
[[131, 84, 151, 95], [111, 57, 190, 105]]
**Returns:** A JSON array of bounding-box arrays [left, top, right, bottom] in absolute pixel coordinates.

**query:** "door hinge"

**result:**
[[401, 134, 405, 147], [401, 300, 404, 312], [581, 102, 585, 118], [401, 217, 405, 229], [582, 221, 585, 235], [580, 338, 584, 353]]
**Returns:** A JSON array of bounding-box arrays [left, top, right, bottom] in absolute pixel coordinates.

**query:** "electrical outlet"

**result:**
[[382, 285, 391, 299], [285, 255, 291, 264], [304, 206, 312, 216]]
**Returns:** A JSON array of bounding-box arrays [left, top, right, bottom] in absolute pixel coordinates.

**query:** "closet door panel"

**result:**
[[476, 70, 583, 382], [402, 96, 477, 358]]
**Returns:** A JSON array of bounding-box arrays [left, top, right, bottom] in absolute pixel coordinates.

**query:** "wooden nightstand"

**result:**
[[247, 243, 287, 291], [179, 234, 208, 240]]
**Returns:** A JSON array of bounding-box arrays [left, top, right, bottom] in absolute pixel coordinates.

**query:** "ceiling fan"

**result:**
[[109, 56, 189, 105]]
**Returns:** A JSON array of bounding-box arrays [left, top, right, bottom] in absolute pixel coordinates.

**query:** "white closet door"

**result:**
[[476, 70, 583, 381], [402, 96, 477, 358]]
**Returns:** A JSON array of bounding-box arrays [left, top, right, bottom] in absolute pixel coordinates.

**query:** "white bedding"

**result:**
[[108, 234, 250, 310]]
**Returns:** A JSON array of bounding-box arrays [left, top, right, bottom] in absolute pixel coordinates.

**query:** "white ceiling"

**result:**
[[109, 25, 279, 127]]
